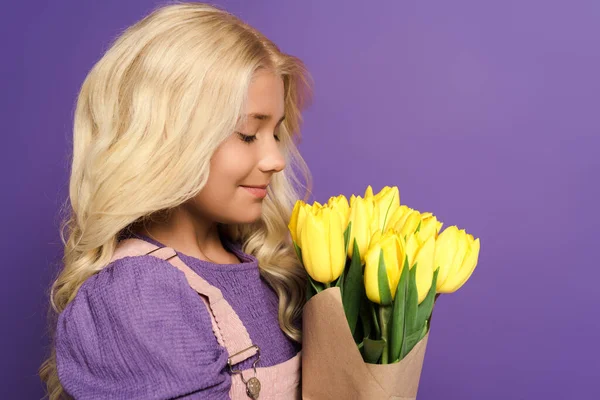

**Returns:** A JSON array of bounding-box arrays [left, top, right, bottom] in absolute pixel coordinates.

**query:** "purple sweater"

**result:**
[[56, 233, 300, 399]]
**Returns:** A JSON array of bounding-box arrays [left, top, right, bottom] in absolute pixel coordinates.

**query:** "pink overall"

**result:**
[[111, 238, 302, 399]]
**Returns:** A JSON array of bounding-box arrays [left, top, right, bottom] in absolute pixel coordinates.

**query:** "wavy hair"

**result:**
[[39, 2, 313, 398]]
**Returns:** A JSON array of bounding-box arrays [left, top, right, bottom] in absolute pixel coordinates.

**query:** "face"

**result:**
[[187, 69, 287, 225]]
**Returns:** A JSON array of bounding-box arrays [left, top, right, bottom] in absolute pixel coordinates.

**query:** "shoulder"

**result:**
[[63, 255, 204, 330], [56, 255, 230, 399]]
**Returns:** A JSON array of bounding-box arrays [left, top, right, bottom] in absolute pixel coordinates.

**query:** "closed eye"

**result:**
[[237, 132, 256, 143], [236, 132, 281, 144]]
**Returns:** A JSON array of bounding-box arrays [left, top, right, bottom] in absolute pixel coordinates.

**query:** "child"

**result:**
[[39, 2, 313, 399]]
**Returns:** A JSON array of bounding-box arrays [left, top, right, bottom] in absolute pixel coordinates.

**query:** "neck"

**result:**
[[135, 205, 229, 262]]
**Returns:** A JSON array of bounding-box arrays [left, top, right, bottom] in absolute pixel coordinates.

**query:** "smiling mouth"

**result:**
[[241, 185, 268, 198]]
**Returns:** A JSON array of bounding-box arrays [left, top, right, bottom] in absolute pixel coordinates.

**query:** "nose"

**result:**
[[258, 136, 286, 173]]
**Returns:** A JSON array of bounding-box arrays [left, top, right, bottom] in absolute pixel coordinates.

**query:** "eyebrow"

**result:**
[[248, 113, 286, 124]]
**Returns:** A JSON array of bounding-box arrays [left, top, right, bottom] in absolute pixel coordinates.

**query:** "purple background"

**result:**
[[4, 1, 599, 398]]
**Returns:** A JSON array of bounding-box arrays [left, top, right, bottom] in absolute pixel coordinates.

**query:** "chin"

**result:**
[[230, 208, 263, 225]]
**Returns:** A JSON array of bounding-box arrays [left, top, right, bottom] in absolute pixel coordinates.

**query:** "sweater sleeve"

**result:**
[[55, 255, 231, 400]]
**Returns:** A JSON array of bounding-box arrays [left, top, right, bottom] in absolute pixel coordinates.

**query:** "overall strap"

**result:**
[[111, 238, 259, 366]]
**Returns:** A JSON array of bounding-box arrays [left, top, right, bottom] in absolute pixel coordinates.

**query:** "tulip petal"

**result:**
[[328, 207, 346, 281], [364, 243, 382, 303], [442, 238, 480, 292], [288, 201, 302, 244], [348, 196, 374, 262], [296, 204, 310, 246], [400, 211, 421, 238], [439, 229, 468, 292], [434, 226, 459, 289], [414, 236, 435, 303], [301, 211, 331, 283]]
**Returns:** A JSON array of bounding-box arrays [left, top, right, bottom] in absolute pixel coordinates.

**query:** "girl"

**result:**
[[39, 2, 313, 399]]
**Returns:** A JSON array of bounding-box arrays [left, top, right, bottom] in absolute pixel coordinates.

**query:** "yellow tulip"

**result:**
[[347, 194, 375, 263], [299, 206, 346, 284], [416, 214, 443, 244], [327, 194, 350, 230], [288, 201, 301, 244], [403, 233, 435, 304], [387, 205, 412, 230], [364, 230, 404, 305], [395, 209, 422, 238], [434, 226, 480, 293], [442, 233, 480, 291], [370, 186, 401, 232], [288, 201, 313, 245]]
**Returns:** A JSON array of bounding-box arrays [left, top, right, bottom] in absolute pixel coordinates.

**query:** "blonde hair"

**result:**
[[39, 2, 313, 398]]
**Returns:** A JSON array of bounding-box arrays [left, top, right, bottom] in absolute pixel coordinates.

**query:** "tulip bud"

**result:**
[[371, 186, 401, 232], [299, 206, 346, 284], [434, 226, 480, 293], [403, 233, 435, 303], [395, 209, 422, 239], [416, 214, 443, 245], [347, 194, 375, 263], [387, 205, 411, 231], [364, 230, 404, 305], [288, 201, 311, 245], [327, 194, 350, 230]]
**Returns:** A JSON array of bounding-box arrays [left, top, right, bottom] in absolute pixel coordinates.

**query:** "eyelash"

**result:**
[[236, 132, 281, 144]]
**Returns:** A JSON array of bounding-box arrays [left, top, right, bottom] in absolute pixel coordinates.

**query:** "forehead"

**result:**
[[244, 70, 285, 119]]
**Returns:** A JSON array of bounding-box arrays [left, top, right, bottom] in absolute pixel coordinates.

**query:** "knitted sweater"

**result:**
[[55, 233, 300, 399]]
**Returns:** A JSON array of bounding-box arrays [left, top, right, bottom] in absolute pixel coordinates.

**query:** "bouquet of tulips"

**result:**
[[289, 186, 480, 400]]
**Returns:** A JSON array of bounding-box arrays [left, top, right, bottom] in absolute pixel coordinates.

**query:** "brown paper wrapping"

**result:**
[[302, 287, 428, 400]]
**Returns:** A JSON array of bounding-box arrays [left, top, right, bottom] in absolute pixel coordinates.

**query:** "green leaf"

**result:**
[[359, 290, 372, 339], [403, 329, 423, 356], [343, 221, 352, 255], [306, 278, 316, 302], [389, 254, 409, 362], [363, 338, 386, 364], [377, 305, 393, 364], [419, 321, 429, 341], [293, 241, 303, 264], [377, 250, 392, 305], [370, 299, 381, 338], [338, 221, 352, 297], [335, 257, 349, 297], [400, 262, 419, 359], [415, 268, 439, 333], [295, 242, 320, 302], [352, 312, 365, 344], [308, 275, 324, 295], [353, 282, 371, 344], [342, 239, 363, 335]]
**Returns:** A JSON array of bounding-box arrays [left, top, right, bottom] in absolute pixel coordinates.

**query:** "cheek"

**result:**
[[189, 182, 264, 224], [184, 138, 264, 223], [209, 138, 254, 181], [208, 145, 242, 184]]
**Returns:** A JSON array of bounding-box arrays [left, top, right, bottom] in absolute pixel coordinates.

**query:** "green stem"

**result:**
[[324, 282, 331, 289], [378, 305, 392, 364], [371, 302, 380, 338]]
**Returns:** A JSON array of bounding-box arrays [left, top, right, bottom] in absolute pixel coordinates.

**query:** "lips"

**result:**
[[241, 185, 268, 198]]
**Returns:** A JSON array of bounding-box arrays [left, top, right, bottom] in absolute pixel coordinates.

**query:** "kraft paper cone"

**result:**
[[302, 287, 428, 400]]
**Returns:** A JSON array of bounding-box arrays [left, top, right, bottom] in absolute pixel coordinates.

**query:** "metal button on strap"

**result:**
[[228, 344, 262, 399]]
